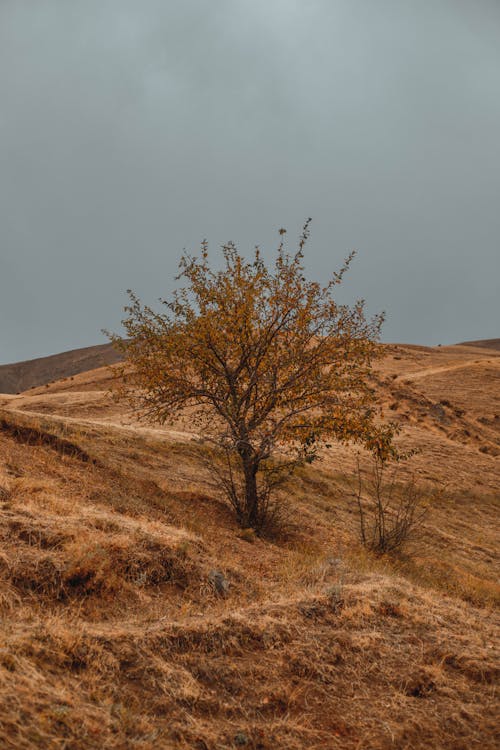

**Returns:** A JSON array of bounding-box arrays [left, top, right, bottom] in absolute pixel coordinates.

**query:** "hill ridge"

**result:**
[[1, 338, 498, 396], [0, 342, 122, 394]]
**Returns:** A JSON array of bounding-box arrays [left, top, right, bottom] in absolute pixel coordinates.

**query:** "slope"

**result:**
[[0, 342, 498, 749], [0, 343, 122, 394]]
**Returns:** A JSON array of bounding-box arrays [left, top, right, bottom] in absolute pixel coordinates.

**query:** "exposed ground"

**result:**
[[0, 342, 498, 749]]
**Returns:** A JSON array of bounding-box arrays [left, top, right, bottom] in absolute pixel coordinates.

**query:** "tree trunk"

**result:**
[[241, 455, 260, 529]]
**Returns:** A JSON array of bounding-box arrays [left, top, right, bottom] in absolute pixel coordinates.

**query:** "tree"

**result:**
[[109, 220, 395, 531]]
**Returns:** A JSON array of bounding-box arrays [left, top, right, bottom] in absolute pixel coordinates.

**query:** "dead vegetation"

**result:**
[[354, 455, 432, 555], [0, 414, 99, 464], [0, 342, 499, 748]]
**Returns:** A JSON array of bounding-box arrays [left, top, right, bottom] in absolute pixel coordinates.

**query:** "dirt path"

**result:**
[[403, 357, 500, 381]]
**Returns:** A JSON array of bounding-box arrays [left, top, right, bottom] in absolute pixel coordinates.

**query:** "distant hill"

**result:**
[[457, 338, 500, 351], [0, 343, 122, 394], [2, 337, 498, 394]]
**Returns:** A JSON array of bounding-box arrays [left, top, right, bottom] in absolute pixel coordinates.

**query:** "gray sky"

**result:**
[[1, 0, 499, 364]]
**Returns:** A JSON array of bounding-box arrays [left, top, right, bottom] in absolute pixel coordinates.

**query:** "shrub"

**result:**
[[354, 455, 431, 555]]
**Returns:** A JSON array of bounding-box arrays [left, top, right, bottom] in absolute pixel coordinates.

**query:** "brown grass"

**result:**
[[0, 343, 499, 748]]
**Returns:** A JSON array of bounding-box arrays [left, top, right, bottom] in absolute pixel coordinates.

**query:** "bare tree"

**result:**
[[355, 454, 430, 555]]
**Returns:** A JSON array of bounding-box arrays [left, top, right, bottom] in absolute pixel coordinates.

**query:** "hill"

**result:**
[[0, 343, 122, 394], [1, 337, 496, 394], [0, 342, 498, 749], [458, 338, 500, 351]]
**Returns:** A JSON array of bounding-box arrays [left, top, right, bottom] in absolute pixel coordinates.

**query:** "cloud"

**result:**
[[1, 0, 499, 361]]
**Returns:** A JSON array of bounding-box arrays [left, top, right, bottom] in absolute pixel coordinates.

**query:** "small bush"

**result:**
[[354, 456, 431, 555]]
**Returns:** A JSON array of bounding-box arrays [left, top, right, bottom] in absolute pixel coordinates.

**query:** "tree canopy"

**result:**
[[110, 221, 395, 530]]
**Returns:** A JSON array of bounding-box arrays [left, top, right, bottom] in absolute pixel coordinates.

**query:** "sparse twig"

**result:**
[[354, 454, 432, 555]]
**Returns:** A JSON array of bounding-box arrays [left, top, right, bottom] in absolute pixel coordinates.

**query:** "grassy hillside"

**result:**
[[458, 339, 500, 351], [0, 342, 498, 749], [0, 343, 122, 394]]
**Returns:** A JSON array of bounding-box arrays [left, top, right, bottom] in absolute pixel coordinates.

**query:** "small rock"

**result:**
[[430, 403, 448, 424], [208, 569, 229, 596], [233, 732, 249, 746]]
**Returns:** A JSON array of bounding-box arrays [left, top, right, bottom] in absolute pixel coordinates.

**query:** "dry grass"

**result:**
[[0, 343, 499, 748]]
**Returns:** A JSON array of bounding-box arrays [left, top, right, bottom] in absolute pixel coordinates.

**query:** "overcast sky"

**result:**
[[1, 0, 499, 363]]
